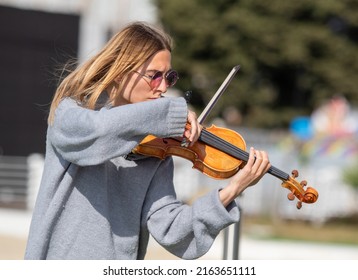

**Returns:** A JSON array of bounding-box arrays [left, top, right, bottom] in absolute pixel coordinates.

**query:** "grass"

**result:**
[[242, 215, 358, 246]]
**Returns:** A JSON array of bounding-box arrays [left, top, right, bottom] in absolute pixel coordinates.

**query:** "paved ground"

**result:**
[[146, 230, 358, 260], [1, 209, 358, 260], [0, 235, 26, 259]]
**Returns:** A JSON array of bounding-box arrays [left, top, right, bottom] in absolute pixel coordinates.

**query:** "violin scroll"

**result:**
[[282, 170, 319, 209]]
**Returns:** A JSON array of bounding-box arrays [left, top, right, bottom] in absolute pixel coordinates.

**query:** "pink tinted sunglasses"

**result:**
[[134, 70, 179, 89]]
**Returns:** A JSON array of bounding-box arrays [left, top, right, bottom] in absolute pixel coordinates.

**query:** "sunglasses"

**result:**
[[134, 69, 179, 89]]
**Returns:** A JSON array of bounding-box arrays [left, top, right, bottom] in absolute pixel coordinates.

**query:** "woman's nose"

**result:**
[[156, 78, 168, 94]]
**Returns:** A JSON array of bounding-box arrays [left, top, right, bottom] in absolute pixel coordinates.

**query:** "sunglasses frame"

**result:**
[[134, 69, 179, 89]]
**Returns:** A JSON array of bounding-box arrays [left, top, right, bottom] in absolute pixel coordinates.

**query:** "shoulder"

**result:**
[[58, 97, 81, 108]]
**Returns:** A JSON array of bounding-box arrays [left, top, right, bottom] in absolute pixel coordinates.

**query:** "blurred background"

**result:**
[[1, 0, 358, 260]]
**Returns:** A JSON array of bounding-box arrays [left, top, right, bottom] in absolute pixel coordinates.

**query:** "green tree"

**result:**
[[155, 0, 358, 128], [343, 161, 358, 191]]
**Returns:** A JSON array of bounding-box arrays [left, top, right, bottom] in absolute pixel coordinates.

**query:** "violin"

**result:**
[[133, 65, 318, 209], [132, 124, 318, 209]]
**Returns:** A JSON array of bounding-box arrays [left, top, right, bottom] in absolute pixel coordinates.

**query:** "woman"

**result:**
[[25, 21, 271, 260]]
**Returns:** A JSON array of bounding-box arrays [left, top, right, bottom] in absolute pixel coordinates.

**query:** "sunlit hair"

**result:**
[[48, 21, 173, 124]]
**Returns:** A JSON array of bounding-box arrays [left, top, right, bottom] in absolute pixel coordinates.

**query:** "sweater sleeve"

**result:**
[[48, 97, 188, 166], [143, 157, 240, 260]]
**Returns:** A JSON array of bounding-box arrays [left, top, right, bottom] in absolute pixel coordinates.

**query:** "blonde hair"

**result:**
[[48, 21, 173, 124]]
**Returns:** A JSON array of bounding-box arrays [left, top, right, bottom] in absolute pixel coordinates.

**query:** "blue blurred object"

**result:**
[[290, 117, 313, 141]]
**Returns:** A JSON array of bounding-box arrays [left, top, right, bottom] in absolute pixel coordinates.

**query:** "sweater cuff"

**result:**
[[212, 187, 240, 226], [167, 97, 188, 137], [194, 188, 240, 232]]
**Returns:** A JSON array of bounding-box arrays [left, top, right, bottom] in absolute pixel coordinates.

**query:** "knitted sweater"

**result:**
[[24, 97, 239, 260]]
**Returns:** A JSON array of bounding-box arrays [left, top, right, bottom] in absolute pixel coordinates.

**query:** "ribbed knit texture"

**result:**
[[24, 97, 239, 260]]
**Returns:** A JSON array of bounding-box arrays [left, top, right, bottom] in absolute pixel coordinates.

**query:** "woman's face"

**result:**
[[114, 50, 173, 106]]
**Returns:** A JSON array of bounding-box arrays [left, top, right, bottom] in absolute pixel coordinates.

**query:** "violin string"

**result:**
[[200, 129, 248, 160], [200, 129, 289, 180], [200, 129, 288, 180]]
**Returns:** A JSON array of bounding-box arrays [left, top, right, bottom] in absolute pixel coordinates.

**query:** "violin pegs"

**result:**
[[300, 180, 307, 187], [291, 170, 299, 178], [287, 192, 295, 201], [296, 201, 303, 209]]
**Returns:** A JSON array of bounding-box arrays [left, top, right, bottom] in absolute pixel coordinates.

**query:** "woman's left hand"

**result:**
[[219, 147, 271, 207]]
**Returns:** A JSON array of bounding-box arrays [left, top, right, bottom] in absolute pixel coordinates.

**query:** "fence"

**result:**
[[0, 154, 43, 210], [0, 156, 28, 209]]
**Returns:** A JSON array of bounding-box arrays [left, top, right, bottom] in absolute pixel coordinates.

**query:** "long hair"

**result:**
[[48, 21, 173, 124]]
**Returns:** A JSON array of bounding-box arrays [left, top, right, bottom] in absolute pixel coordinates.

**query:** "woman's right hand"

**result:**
[[183, 110, 202, 146]]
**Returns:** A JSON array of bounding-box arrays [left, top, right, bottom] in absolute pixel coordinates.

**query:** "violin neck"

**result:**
[[199, 129, 289, 181]]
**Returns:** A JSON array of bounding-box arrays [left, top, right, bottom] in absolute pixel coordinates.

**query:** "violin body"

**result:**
[[133, 125, 247, 179]]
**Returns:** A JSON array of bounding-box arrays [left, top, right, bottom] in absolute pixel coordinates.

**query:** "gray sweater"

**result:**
[[24, 97, 239, 260]]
